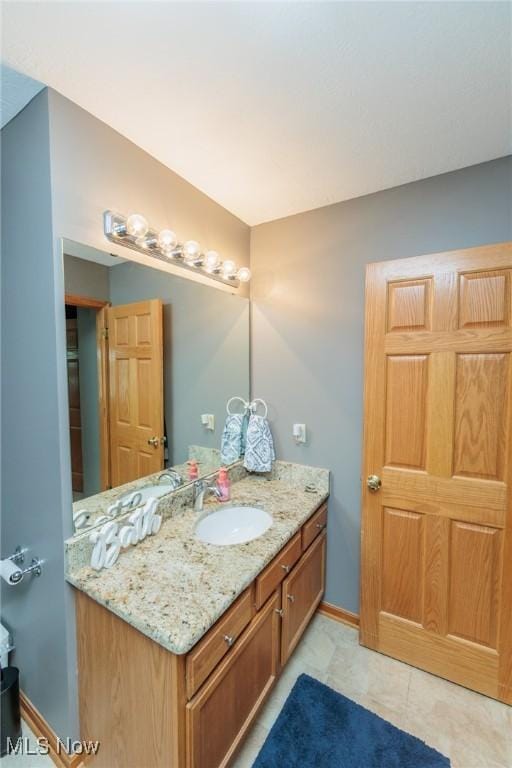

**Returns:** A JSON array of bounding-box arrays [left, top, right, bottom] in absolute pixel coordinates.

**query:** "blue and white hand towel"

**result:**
[[221, 413, 245, 465], [244, 414, 276, 473]]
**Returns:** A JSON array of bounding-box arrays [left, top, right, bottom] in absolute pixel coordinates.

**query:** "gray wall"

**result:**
[[47, 89, 251, 297], [1, 91, 78, 738], [64, 253, 110, 300], [250, 156, 512, 614], [109, 261, 250, 464]]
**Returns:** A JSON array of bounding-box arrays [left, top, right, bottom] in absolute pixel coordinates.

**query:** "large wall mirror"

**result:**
[[62, 238, 249, 533]]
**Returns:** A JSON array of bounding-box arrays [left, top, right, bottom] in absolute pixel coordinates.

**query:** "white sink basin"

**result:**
[[195, 506, 272, 546]]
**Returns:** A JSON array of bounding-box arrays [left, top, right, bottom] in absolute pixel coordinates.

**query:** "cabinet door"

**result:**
[[186, 592, 280, 768], [281, 531, 326, 665]]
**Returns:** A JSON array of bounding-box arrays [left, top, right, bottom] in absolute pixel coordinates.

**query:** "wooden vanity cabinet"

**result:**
[[186, 591, 280, 768], [75, 501, 327, 768], [254, 531, 302, 609], [302, 502, 327, 550], [186, 587, 254, 699], [281, 531, 326, 665]]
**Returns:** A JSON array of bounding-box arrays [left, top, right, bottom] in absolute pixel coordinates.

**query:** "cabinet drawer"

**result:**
[[255, 532, 302, 610], [186, 592, 280, 768], [302, 503, 328, 551], [186, 587, 254, 699]]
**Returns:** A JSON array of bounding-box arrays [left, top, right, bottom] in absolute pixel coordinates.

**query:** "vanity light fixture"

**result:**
[[237, 267, 251, 283], [104, 211, 250, 287], [157, 229, 178, 252], [205, 250, 220, 270], [222, 259, 236, 278], [114, 213, 149, 238]]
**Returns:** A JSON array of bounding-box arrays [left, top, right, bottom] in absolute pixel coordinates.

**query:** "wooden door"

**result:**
[[108, 299, 164, 487], [66, 317, 83, 492], [186, 591, 280, 768], [360, 242, 512, 704], [281, 531, 326, 665]]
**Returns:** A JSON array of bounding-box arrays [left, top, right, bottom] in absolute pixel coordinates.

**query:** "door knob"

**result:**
[[147, 436, 159, 448], [367, 474, 382, 492]]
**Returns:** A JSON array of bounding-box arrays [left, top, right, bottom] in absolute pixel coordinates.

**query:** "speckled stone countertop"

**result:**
[[67, 473, 328, 655]]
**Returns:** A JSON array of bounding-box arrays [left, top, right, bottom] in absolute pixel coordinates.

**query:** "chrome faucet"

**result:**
[[158, 470, 183, 491], [194, 479, 222, 513]]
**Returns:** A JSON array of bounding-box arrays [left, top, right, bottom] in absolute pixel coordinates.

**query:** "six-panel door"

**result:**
[[360, 242, 512, 703], [108, 299, 164, 486]]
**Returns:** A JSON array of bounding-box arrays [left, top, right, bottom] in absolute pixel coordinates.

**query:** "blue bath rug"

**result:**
[[252, 674, 450, 768]]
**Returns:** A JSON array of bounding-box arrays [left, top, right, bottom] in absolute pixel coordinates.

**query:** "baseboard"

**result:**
[[318, 601, 360, 629], [20, 692, 84, 768]]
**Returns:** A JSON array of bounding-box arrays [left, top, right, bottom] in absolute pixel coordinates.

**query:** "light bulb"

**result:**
[[157, 229, 177, 252], [183, 240, 201, 259], [237, 267, 251, 283], [126, 214, 148, 238], [205, 250, 220, 270], [222, 260, 236, 277]]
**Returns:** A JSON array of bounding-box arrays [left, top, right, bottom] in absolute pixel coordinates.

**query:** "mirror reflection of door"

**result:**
[[108, 299, 164, 487], [65, 296, 165, 496]]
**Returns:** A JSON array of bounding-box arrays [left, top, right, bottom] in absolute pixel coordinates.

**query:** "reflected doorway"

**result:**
[[65, 293, 110, 499]]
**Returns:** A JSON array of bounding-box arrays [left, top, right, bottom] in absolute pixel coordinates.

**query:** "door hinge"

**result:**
[[102, 327, 109, 340]]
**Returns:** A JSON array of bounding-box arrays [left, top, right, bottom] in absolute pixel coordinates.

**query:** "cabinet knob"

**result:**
[[287, 594, 295, 603], [275, 608, 283, 617], [281, 564, 290, 573], [223, 634, 235, 647], [315, 523, 326, 530]]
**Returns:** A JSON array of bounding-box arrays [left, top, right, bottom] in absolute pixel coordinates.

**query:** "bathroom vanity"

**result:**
[[67, 468, 328, 768]]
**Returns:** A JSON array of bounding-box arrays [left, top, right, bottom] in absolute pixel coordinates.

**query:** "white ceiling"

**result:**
[[2, 2, 511, 225]]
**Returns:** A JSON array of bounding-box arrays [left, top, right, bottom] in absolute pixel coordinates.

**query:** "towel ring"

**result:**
[[250, 398, 268, 418], [226, 396, 249, 416], [226, 396, 268, 418]]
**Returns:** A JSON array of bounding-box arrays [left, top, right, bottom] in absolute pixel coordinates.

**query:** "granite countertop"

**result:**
[[67, 474, 328, 655]]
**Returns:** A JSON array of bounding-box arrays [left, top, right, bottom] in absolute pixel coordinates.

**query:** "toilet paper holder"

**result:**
[[6, 546, 43, 584]]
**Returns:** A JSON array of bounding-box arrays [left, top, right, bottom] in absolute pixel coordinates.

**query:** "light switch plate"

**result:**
[[201, 414, 215, 431], [293, 423, 306, 444]]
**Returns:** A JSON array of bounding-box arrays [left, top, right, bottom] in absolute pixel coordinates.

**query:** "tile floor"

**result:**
[[232, 614, 512, 768], [3, 615, 510, 767]]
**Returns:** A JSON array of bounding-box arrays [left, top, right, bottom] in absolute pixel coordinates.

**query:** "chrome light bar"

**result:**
[[103, 210, 251, 288]]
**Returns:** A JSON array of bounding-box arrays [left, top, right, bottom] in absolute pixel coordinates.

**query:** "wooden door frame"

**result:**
[[65, 293, 111, 491]]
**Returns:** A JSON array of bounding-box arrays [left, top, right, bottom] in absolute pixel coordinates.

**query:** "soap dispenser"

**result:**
[[188, 460, 199, 482], [217, 467, 231, 502]]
